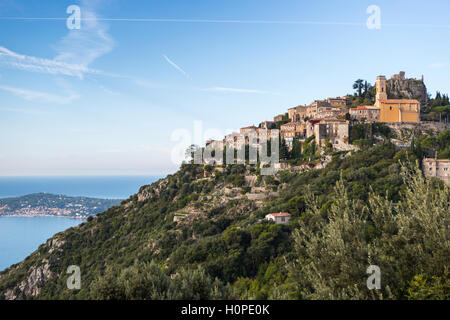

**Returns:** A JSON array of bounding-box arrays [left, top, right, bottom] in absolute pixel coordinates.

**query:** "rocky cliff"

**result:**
[[386, 71, 428, 106]]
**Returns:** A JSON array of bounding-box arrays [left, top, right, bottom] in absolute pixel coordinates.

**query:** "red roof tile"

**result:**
[[379, 99, 420, 104], [269, 212, 291, 217]]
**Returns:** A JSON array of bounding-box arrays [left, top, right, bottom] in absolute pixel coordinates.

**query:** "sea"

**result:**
[[0, 176, 161, 272]]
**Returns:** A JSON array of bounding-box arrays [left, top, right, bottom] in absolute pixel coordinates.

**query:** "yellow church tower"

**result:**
[[374, 74, 420, 123], [375, 75, 387, 104]]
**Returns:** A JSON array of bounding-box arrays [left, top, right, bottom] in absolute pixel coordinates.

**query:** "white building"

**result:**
[[265, 212, 291, 224]]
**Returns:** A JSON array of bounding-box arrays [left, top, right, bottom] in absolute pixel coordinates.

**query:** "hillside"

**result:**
[[0, 140, 448, 300], [0, 193, 122, 218]]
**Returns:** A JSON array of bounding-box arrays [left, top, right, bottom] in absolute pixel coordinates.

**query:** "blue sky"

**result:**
[[0, 0, 449, 176]]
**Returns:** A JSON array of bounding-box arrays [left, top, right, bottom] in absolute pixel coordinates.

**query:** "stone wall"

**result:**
[[386, 121, 449, 142]]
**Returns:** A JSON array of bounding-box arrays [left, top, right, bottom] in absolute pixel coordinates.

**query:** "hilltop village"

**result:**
[[204, 72, 449, 187], [208, 73, 422, 152]]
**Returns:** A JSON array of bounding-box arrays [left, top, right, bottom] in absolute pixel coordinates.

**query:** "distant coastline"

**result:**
[[0, 175, 162, 199], [0, 214, 87, 220], [0, 193, 123, 218]]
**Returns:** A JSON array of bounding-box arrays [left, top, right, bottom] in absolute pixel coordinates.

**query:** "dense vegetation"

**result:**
[[422, 92, 450, 122], [347, 79, 376, 107], [0, 135, 448, 300]]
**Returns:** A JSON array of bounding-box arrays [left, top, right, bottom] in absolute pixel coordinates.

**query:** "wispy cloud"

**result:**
[[430, 62, 448, 68], [0, 107, 47, 115], [99, 85, 119, 95], [0, 0, 113, 79], [163, 55, 190, 79], [203, 87, 281, 95], [0, 46, 99, 78], [0, 85, 79, 104], [134, 79, 164, 89], [53, 0, 114, 73]]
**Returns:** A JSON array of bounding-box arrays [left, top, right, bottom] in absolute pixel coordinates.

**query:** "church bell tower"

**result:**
[[376, 75, 388, 102]]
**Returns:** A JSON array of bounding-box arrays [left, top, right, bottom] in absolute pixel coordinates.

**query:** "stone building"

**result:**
[[327, 97, 348, 108], [306, 119, 321, 137], [313, 120, 350, 148], [256, 128, 274, 142], [265, 212, 291, 225], [288, 105, 308, 122], [224, 132, 245, 150], [306, 100, 331, 118], [274, 114, 285, 122], [350, 105, 380, 122], [240, 126, 257, 134], [280, 122, 305, 148], [206, 139, 223, 149], [288, 98, 348, 123], [423, 158, 450, 186], [307, 100, 347, 120]]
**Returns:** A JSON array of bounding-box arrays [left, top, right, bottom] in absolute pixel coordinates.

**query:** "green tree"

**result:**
[[353, 79, 364, 97], [290, 163, 449, 300]]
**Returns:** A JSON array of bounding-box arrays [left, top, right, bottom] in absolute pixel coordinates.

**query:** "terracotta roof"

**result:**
[[269, 212, 291, 217], [351, 106, 380, 111], [379, 99, 420, 104], [241, 126, 257, 130]]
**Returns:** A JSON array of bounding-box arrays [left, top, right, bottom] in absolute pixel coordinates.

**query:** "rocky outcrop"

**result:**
[[386, 121, 450, 147], [386, 71, 427, 106], [1, 237, 65, 300], [18, 260, 53, 297], [137, 178, 167, 202], [47, 238, 65, 254], [387, 121, 449, 139], [244, 175, 257, 187]]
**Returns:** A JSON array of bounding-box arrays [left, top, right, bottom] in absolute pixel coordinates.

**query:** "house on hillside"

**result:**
[[314, 119, 350, 148], [240, 126, 257, 134], [265, 212, 291, 224], [423, 158, 450, 186], [327, 97, 348, 108], [280, 122, 305, 148], [350, 106, 380, 122]]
